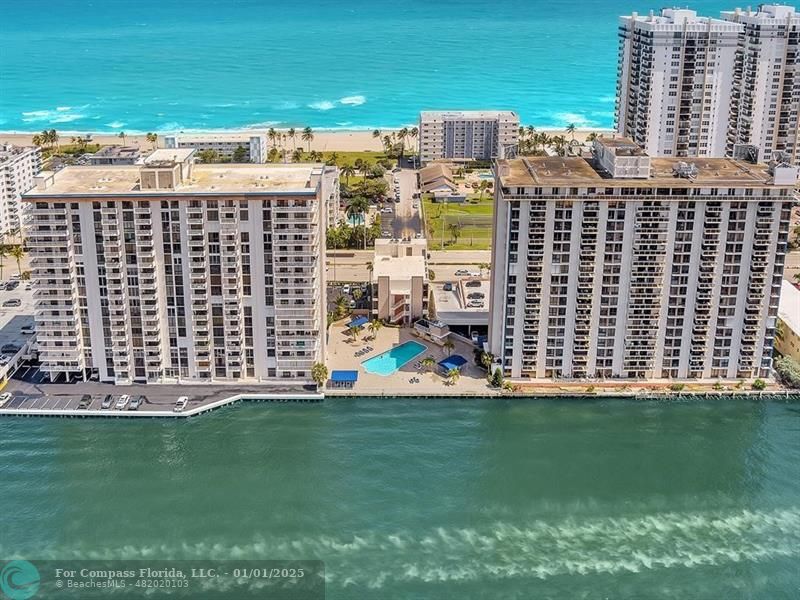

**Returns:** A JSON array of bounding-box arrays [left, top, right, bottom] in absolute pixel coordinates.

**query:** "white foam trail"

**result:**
[[339, 95, 366, 106], [308, 100, 335, 111]]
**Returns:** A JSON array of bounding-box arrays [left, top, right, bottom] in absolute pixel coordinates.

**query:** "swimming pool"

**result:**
[[362, 341, 427, 376]]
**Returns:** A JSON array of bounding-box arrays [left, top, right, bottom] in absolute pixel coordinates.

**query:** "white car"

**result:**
[[342, 284, 351, 295], [0, 354, 10, 366], [454, 269, 470, 276], [115, 394, 130, 409], [174, 396, 188, 412], [0, 392, 12, 407], [381, 207, 393, 214]]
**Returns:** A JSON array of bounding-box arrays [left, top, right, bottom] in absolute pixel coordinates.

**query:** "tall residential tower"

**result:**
[[616, 9, 742, 157], [418, 111, 519, 165], [488, 138, 797, 381], [24, 150, 335, 385], [0, 144, 41, 235]]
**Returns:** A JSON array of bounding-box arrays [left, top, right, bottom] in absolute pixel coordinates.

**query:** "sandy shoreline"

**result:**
[[0, 128, 614, 153]]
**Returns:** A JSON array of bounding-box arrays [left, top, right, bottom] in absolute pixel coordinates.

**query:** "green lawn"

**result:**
[[423, 196, 494, 250]]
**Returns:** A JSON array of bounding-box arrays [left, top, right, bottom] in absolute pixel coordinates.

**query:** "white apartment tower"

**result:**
[[163, 132, 269, 163], [418, 111, 519, 164], [722, 5, 800, 164], [616, 9, 742, 157], [489, 138, 797, 381], [24, 149, 334, 385], [0, 144, 41, 235]]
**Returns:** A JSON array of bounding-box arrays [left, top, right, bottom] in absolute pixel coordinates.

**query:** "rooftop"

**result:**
[[432, 279, 490, 326], [372, 254, 426, 291], [165, 132, 267, 141], [143, 148, 195, 164], [498, 155, 792, 188], [622, 8, 739, 30], [779, 280, 800, 335], [0, 144, 39, 164], [595, 137, 646, 157], [90, 145, 141, 159], [420, 110, 518, 120], [24, 163, 326, 197]]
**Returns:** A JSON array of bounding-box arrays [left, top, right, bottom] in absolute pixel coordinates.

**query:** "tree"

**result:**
[[480, 351, 493, 371], [428, 268, 436, 282], [449, 222, 462, 245], [48, 129, 59, 151], [794, 272, 800, 285], [232, 145, 248, 163], [443, 339, 455, 356], [478, 180, 490, 201], [421, 356, 436, 373], [372, 129, 382, 140], [340, 163, 355, 183], [0, 244, 7, 279], [751, 378, 767, 391], [346, 325, 358, 341], [478, 262, 490, 276], [491, 368, 503, 388], [197, 149, 219, 163], [268, 128, 277, 149], [586, 132, 599, 143], [302, 127, 314, 152], [775, 356, 800, 388], [566, 123, 577, 141], [352, 287, 363, 302], [32, 134, 42, 147], [346, 196, 370, 250], [267, 148, 280, 162], [326, 152, 339, 166], [146, 132, 158, 149], [311, 363, 328, 388], [9, 246, 25, 276], [118, 131, 127, 146], [398, 127, 409, 158], [335, 295, 348, 319], [365, 260, 373, 274], [292, 149, 304, 163], [368, 318, 382, 340], [288, 127, 296, 149], [446, 367, 460, 386]]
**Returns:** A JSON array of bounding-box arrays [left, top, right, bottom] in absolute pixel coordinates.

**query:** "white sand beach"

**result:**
[[0, 128, 613, 154]]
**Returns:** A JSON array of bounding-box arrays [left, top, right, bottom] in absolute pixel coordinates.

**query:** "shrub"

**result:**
[[774, 356, 800, 388], [669, 383, 685, 392], [712, 381, 723, 391], [751, 378, 767, 391], [491, 368, 503, 388]]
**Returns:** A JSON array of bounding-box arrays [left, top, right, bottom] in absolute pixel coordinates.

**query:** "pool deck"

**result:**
[[326, 322, 495, 396]]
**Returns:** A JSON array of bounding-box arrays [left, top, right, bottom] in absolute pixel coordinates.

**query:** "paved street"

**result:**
[[383, 169, 422, 238]]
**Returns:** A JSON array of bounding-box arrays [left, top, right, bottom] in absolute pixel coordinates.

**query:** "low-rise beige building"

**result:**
[[371, 238, 428, 325], [777, 280, 800, 362]]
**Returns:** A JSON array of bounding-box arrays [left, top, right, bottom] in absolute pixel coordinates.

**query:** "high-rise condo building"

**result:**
[[418, 111, 519, 165], [488, 137, 797, 381], [24, 149, 336, 385], [163, 132, 269, 163], [0, 144, 41, 235], [722, 5, 799, 164], [616, 9, 742, 157]]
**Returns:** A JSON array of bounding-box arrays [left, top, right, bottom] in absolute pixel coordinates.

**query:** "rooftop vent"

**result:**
[[673, 162, 698, 180]]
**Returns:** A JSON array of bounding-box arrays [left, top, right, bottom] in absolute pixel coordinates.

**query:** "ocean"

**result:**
[[0, 0, 730, 134], [1, 397, 799, 598]]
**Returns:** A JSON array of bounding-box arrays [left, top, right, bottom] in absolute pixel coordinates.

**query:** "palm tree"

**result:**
[[421, 356, 436, 373], [382, 135, 393, 153], [448, 222, 462, 245], [357, 159, 371, 181], [326, 152, 339, 166], [32, 134, 42, 147], [288, 127, 296, 149], [48, 129, 59, 151], [302, 127, 314, 152], [118, 131, 127, 146], [372, 129, 382, 140], [794, 272, 800, 285], [443, 339, 455, 356], [9, 246, 25, 276], [335, 295, 348, 318], [566, 123, 577, 141], [346, 196, 370, 249], [446, 367, 460, 386], [146, 132, 158, 149], [368, 318, 382, 340], [292, 149, 304, 163], [311, 362, 328, 389], [398, 127, 409, 157], [586, 132, 599, 143], [365, 260, 373, 275], [268, 128, 277, 149], [340, 163, 355, 183], [346, 325, 358, 341]]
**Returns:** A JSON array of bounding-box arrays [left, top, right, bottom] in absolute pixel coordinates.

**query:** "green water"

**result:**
[[2, 397, 799, 599]]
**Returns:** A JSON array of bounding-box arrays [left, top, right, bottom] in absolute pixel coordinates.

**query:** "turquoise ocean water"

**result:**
[[1, 0, 730, 134]]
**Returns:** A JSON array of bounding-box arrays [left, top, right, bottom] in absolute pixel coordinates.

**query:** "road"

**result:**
[[381, 169, 421, 238]]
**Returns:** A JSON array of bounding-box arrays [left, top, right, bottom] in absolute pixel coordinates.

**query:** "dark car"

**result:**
[[129, 395, 145, 410], [1, 343, 21, 354], [465, 280, 481, 288], [100, 394, 113, 409], [78, 394, 92, 409], [2, 298, 21, 307], [443, 282, 453, 291]]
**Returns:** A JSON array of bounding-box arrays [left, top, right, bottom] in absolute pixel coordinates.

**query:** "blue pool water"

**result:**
[[0, 0, 731, 133], [362, 341, 427, 376]]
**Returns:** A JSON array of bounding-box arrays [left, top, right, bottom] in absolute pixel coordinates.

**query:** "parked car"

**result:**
[[5, 281, 19, 290], [464, 280, 481, 288], [467, 300, 485, 308], [0, 355, 10, 366], [381, 207, 393, 214], [115, 394, 130, 409], [382, 230, 391, 237], [471, 331, 480, 343], [101, 394, 114, 409], [10, 274, 20, 280], [0, 392, 12, 407], [468, 292, 485, 300], [21, 325, 35, 335], [2, 298, 21, 307], [392, 167, 401, 173], [342, 284, 351, 295], [1, 343, 20, 354], [454, 269, 470, 276], [78, 394, 92, 409], [443, 282, 453, 291], [129, 395, 144, 410], [174, 396, 188, 412], [414, 232, 423, 239]]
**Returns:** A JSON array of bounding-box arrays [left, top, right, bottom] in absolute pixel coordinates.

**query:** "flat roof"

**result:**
[[144, 148, 195, 163], [433, 279, 489, 326], [372, 255, 426, 286], [498, 156, 790, 188], [24, 163, 325, 197], [420, 110, 517, 120], [91, 145, 141, 159], [779, 280, 800, 335], [330, 370, 358, 383], [166, 132, 266, 141], [0, 144, 39, 163], [0, 283, 35, 378]]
